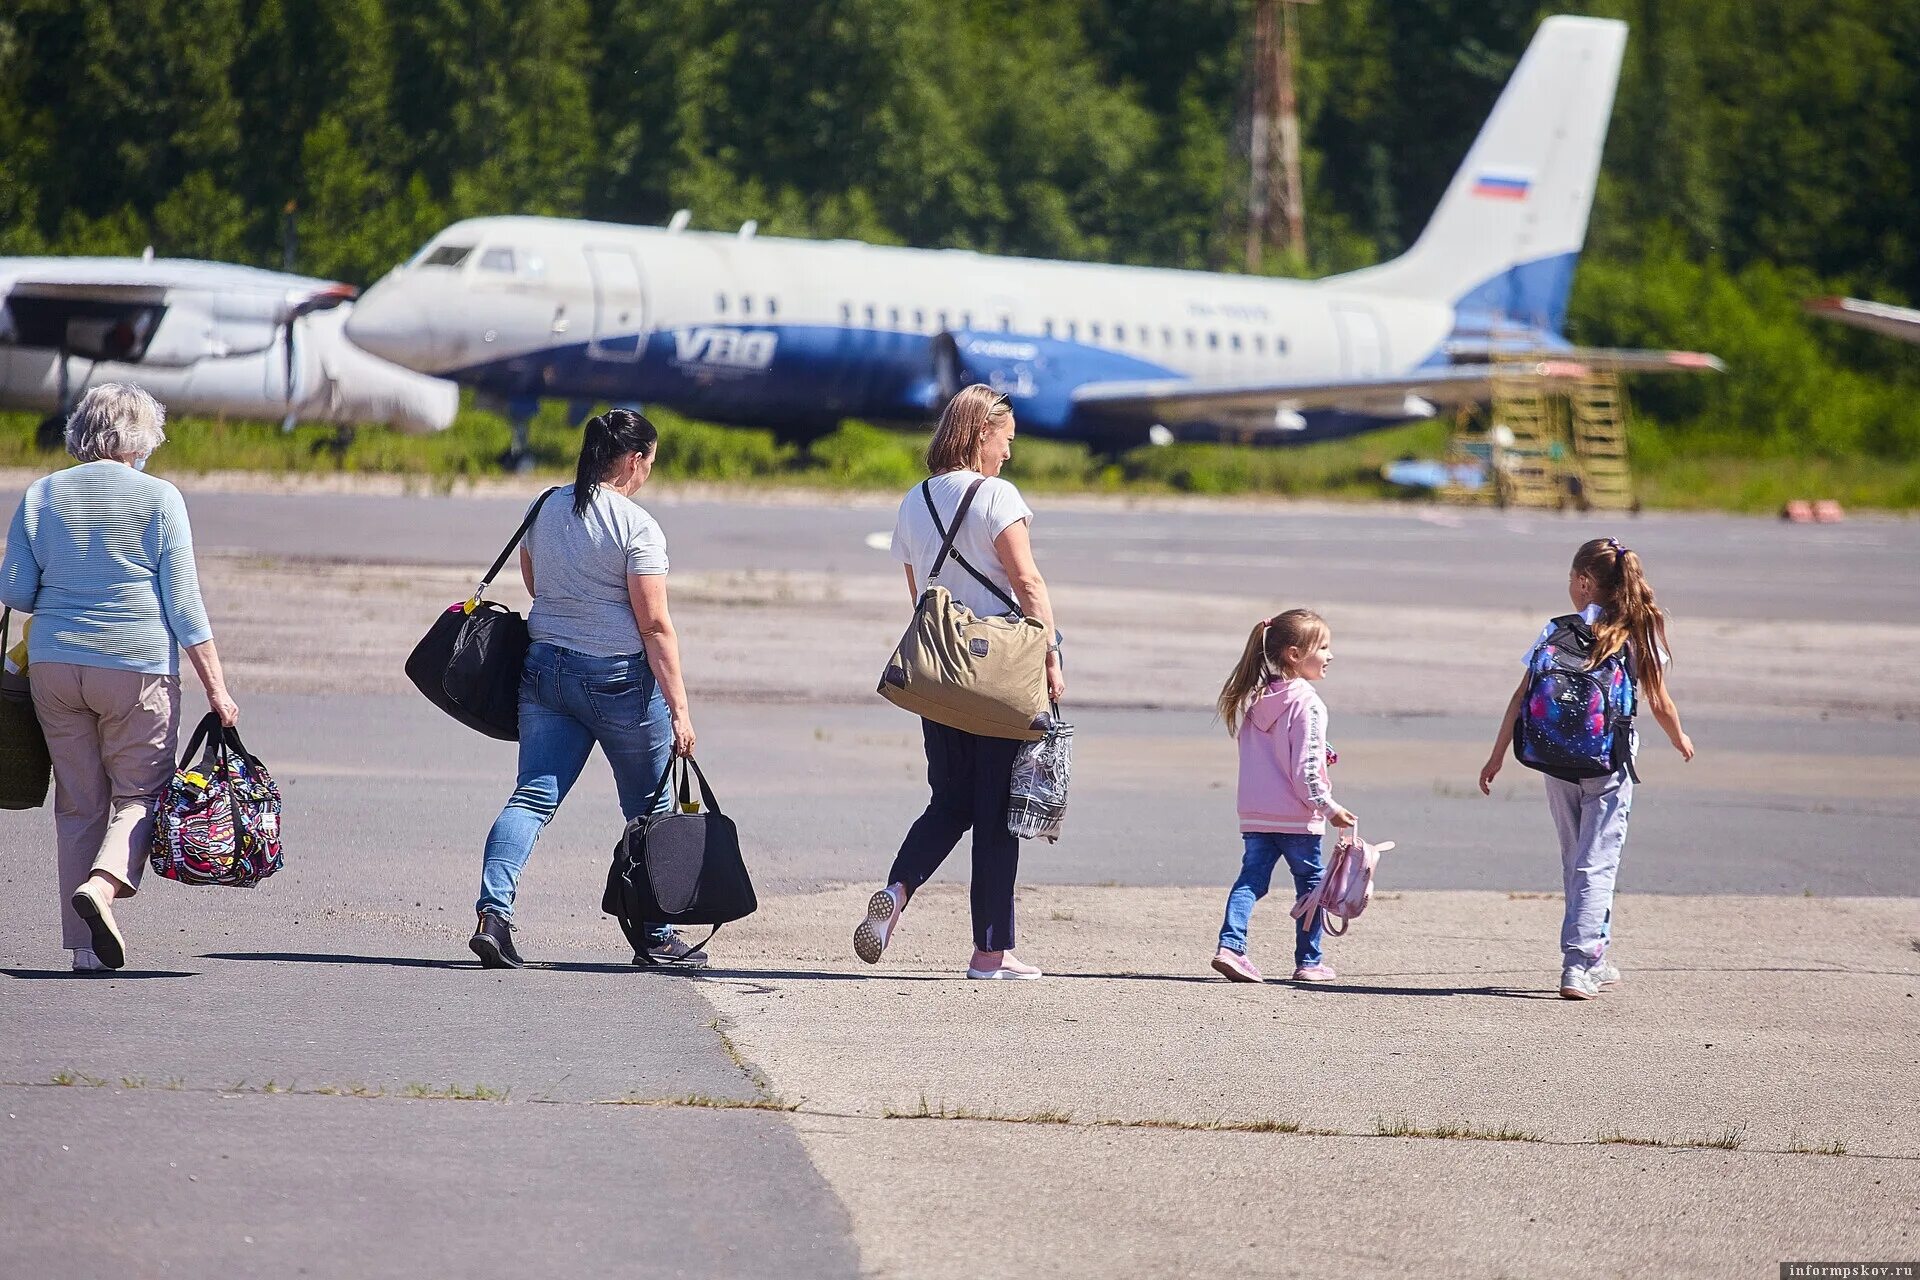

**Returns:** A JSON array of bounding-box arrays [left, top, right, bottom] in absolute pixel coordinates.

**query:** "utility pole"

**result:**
[[1246, 0, 1314, 273]]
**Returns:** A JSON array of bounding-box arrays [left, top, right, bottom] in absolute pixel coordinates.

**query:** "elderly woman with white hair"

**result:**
[[0, 383, 239, 971]]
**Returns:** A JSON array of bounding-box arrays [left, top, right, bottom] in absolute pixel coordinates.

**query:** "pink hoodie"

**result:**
[[1236, 678, 1337, 834]]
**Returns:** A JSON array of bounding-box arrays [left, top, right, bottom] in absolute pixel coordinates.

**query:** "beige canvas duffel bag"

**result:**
[[878, 479, 1050, 740]]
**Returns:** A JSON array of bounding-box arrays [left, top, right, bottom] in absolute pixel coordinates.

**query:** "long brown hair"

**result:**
[[1216, 609, 1329, 736], [926, 384, 1011, 473], [1573, 537, 1670, 701]]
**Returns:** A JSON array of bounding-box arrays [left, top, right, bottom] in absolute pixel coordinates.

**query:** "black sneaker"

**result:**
[[636, 931, 709, 970], [469, 911, 525, 969]]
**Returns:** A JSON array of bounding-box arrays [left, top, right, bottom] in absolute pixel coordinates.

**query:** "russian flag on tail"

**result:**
[[1472, 169, 1532, 201]]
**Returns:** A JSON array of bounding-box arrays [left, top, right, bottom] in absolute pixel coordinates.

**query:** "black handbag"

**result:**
[[602, 755, 757, 963], [404, 488, 557, 741], [0, 608, 51, 811]]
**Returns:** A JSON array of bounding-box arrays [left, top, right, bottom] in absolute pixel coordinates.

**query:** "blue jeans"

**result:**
[[477, 642, 673, 944], [1218, 832, 1326, 967]]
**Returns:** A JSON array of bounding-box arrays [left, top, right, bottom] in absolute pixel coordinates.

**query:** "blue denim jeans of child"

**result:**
[[478, 642, 673, 945], [1218, 832, 1326, 967]]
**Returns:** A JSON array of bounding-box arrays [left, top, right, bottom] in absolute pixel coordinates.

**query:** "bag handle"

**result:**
[[643, 753, 723, 817], [921, 479, 1023, 618], [629, 923, 721, 967], [178, 712, 231, 770], [471, 487, 560, 604]]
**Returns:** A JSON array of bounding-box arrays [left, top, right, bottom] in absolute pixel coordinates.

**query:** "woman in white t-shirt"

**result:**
[[853, 385, 1067, 980]]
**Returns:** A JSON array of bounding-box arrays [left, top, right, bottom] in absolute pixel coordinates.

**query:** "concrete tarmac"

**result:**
[[5, 478, 1917, 1277]]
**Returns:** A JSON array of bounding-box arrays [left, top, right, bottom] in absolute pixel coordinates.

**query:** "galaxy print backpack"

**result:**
[[1512, 614, 1638, 784], [151, 713, 284, 887]]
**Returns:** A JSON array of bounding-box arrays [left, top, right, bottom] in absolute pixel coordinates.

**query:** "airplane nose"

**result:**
[[343, 275, 439, 372]]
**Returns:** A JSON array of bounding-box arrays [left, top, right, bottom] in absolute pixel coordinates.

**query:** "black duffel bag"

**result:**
[[603, 755, 757, 963], [0, 608, 51, 811], [404, 488, 557, 741]]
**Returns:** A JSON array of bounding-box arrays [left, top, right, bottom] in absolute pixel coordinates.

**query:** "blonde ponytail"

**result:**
[[1574, 538, 1670, 702], [1216, 609, 1330, 735]]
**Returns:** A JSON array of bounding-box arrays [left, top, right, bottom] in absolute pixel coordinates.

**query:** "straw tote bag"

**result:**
[[877, 478, 1050, 741]]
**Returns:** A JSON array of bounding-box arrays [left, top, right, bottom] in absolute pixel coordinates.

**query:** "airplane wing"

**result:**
[[1070, 349, 1724, 433], [1, 260, 355, 364], [1804, 296, 1920, 344]]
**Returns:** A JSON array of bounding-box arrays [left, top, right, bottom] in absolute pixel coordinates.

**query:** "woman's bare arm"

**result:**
[[185, 638, 239, 726], [518, 546, 534, 597], [992, 518, 1065, 702], [628, 572, 695, 756]]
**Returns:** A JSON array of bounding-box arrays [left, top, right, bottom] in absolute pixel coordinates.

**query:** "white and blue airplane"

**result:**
[[1, 256, 459, 445], [345, 15, 1719, 463]]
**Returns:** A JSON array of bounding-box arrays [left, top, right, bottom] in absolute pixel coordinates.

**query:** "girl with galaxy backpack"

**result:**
[[1478, 538, 1694, 1000]]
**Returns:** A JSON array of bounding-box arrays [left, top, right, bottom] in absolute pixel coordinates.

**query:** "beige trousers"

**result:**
[[30, 663, 179, 949]]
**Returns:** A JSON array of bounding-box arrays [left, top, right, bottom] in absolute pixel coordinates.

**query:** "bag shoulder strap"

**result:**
[[476, 487, 560, 598], [921, 478, 1023, 617]]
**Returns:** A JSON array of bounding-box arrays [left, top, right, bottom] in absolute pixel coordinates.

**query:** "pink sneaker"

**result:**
[[1211, 948, 1264, 983], [1291, 964, 1337, 983]]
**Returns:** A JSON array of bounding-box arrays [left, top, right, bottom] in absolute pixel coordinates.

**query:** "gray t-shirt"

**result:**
[[524, 484, 668, 657]]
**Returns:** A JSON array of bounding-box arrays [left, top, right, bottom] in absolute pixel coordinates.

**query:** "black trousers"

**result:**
[[886, 719, 1022, 951]]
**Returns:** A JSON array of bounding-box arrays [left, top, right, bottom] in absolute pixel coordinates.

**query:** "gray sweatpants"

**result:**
[[1543, 767, 1633, 968]]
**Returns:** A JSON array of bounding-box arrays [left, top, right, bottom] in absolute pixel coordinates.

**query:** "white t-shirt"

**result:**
[[890, 471, 1033, 618]]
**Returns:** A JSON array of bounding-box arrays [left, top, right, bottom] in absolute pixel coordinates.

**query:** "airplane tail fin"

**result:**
[[1336, 15, 1628, 339]]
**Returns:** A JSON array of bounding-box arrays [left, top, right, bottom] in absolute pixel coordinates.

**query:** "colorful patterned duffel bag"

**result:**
[[150, 713, 283, 887]]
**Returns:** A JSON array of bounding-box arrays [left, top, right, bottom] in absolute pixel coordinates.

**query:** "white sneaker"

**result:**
[[71, 948, 107, 973], [1590, 958, 1622, 987], [70, 881, 126, 970], [1559, 964, 1602, 1000], [966, 954, 1041, 981], [853, 887, 902, 964]]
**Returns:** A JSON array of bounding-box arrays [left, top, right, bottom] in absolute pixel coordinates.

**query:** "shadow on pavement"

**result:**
[[2, 968, 198, 980]]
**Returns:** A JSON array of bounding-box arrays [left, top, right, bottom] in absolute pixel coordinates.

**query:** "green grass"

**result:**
[[4, 402, 1915, 512]]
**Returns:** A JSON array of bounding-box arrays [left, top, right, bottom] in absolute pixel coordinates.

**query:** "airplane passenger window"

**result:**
[[889, 307, 900, 328], [421, 245, 472, 268], [997, 315, 1010, 331], [1043, 320, 1054, 338], [1089, 322, 1101, 341], [864, 305, 876, 326], [1230, 334, 1242, 351], [717, 294, 728, 314], [1208, 332, 1219, 349], [912, 309, 924, 329], [1276, 336, 1289, 355], [1162, 327, 1173, 346], [841, 304, 851, 324], [767, 298, 778, 317], [1185, 330, 1196, 348], [937, 310, 948, 330], [1254, 335, 1266, 354], [478, 247, 516, 273], [1066, 321, 1078, 340], [742, 296, 754, 316], [1139, 326, 1149, 345]]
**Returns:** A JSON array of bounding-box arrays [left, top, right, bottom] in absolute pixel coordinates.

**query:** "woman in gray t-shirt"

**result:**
[[469, 410, 706, 970]]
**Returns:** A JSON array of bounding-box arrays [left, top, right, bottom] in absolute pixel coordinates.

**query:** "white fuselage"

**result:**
[[0, 257, 459, 433]]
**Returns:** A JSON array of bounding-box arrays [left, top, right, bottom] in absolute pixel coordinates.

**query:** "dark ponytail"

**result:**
[[573, 408, 659, 517]]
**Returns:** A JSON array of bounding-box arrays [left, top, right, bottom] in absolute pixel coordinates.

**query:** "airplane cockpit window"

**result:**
[[420, 245, 473, 268], [478, 247, 517, 273]]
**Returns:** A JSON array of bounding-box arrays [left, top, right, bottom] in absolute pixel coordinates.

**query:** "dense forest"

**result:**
[[1, 0, 1915, 461]]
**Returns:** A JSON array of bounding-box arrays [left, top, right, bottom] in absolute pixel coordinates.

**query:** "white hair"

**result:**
[[65, 383, 168, 463]]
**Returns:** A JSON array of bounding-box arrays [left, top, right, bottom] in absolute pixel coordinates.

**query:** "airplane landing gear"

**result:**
[[500, 398, 538, 473]]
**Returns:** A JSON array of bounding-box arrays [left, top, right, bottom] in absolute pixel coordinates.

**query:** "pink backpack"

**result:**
[[1291, 828, 1395, 936]]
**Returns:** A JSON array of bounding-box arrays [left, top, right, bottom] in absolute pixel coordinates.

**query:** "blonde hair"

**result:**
[[926, 384, 1011, 474], [66, 383, 167, 463], [1572, 537, 1670, 702], [1216, 608, 1330, 735]]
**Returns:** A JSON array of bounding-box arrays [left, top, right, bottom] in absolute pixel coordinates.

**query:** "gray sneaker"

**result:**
[[1590, 957, 1622, 987], [1559, 964, 1602, 1000]]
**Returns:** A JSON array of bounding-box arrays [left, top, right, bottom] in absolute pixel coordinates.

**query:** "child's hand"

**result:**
[[1478, 755, 1502, 795], [1673, 732, 1695, 762], [1329, 805, 1357, 828]]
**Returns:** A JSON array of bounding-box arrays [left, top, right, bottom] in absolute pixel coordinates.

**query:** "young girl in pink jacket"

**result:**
[[1210, 609, 1356, 984]]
